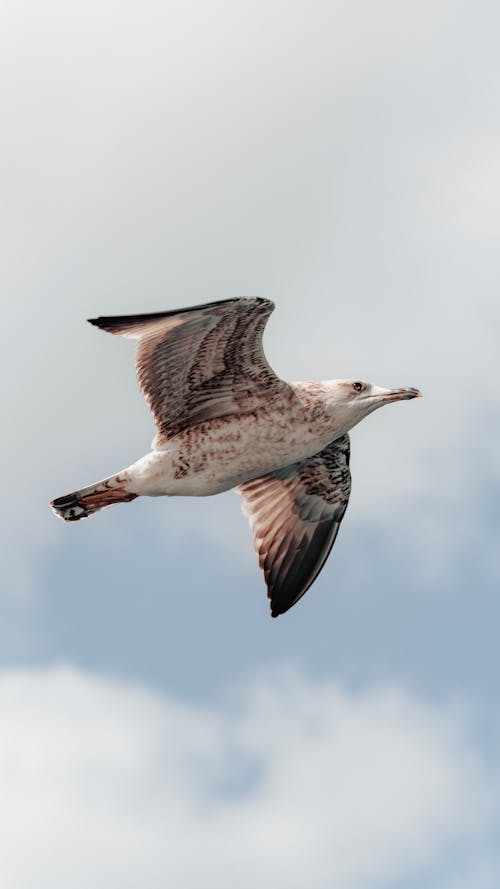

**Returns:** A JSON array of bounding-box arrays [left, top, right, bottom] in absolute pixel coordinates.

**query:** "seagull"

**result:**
[[51, 297, 421, 617]]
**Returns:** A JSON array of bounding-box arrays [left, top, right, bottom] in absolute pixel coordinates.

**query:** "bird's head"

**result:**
[[327, 379, 422, 428]]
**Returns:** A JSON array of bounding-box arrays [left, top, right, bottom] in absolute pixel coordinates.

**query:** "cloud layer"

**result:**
[[0, 665, 494, 889]]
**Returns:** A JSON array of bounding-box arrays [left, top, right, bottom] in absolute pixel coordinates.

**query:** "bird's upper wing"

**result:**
[[236, 435, 351, 617], [89, 297, 289, 441]]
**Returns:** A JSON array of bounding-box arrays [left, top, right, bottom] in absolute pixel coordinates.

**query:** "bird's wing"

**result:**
[[89, 297, 289, 441], [236, 435, 351, 617]]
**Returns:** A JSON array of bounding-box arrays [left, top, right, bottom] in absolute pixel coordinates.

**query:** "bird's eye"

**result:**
[[352, 381, 364, 393]]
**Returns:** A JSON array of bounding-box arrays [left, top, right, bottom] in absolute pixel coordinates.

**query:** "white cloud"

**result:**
[[0, 665, 495, 889]]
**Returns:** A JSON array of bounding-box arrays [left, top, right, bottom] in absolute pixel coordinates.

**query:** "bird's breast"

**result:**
[[160, 398, 339, 495]]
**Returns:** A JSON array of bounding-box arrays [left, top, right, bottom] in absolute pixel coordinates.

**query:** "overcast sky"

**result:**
[[2, 1, 500, 887]]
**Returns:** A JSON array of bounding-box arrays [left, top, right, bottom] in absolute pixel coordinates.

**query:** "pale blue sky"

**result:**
[[2, 0, 500, 886]]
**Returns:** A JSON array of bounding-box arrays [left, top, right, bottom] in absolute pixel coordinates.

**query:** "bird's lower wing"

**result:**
[[236, 435, 351, 617]]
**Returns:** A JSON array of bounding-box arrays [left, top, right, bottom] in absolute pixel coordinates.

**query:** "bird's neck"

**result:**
[[290, 381, 360, 443]]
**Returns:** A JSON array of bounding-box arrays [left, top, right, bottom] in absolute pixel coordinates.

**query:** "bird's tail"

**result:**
[[51, 475, 138, 522]]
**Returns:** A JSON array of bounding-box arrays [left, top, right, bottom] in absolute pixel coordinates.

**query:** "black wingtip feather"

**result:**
[[87, 298, 274, 334]]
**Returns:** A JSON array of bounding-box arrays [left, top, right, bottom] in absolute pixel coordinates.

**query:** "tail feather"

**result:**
[[51, 477, 137, 522]]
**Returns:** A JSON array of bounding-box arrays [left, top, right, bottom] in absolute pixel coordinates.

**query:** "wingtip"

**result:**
[[87, 316, 113, 331], [270, 603, 290, 618], [86, 315, 133, 334], [270, 598, 286, 618]]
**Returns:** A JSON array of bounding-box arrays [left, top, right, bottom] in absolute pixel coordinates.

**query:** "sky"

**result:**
[[1, 0, 500, 886]]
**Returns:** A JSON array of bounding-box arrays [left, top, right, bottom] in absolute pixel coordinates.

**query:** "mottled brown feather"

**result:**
[[237, 435, 351, 617], [89, 297, 287, 441]]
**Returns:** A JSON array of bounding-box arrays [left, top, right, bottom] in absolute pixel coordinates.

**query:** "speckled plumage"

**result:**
[[51, 297, 421, 616]]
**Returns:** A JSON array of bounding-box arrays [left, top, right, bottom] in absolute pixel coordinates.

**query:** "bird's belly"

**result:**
[[154, 412, 336, 496]]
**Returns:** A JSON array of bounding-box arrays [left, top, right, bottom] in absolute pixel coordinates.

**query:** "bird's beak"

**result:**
[[366, 386, 422, 403]]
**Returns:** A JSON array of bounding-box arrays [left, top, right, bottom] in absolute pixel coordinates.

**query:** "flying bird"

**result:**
[[51, 298, 420, 617]]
